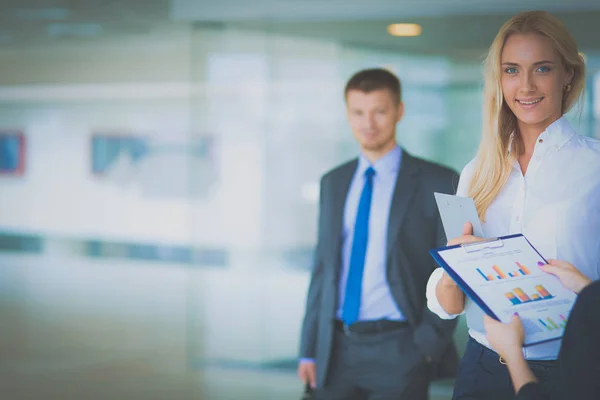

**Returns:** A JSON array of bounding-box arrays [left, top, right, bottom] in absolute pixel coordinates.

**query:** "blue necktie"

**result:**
[[342, 167, 375, 326]]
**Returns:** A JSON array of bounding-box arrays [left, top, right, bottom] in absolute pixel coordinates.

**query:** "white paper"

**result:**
[[437, 235, 577, 345]]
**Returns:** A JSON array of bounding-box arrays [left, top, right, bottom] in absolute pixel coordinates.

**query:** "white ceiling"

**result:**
[[171, 0, 600, 21], [221, 11, 600, 58], [2, 0, 600, 57], [172, 1, 600, 57]]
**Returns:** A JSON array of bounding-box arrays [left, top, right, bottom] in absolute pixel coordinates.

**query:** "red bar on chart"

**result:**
[[560, 314, 568, 322]]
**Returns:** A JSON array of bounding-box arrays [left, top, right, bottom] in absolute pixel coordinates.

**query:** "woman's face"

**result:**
[[500, 33, 574, 135]]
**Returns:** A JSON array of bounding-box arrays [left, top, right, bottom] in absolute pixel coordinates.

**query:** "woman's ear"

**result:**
[[565, 68, 575, 88]]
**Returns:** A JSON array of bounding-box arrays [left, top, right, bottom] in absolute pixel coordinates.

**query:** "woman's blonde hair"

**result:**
[[469, 10, 585, 220]]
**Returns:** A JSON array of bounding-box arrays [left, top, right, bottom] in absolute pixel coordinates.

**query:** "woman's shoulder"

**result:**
[[565, 128, 600, 153], [460, 157, 478, 178], [455, 157, 478, 196], [565, 134, 600, 173]]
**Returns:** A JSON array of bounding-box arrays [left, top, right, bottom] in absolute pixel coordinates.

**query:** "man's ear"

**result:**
[[396, 101, 405, 123]]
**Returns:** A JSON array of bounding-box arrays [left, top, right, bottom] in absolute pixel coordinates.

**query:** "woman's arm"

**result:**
[[539, 259, 591, 294], [504, 351, 538, 394], [435, 222, 482, 314], [484, 315, 537, 393], [435, 271, 465, 314]]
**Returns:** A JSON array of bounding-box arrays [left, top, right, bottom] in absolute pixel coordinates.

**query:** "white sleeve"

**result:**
[[455, 158, 477, 197], [426, 267, 463, 319]]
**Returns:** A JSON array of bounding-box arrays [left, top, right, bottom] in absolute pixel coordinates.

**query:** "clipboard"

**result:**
[[434, 193, 485, 240], [429, 233, 577, 346]]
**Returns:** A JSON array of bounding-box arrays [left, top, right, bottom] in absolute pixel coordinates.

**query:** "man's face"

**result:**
[[346, 89, 403, 160]]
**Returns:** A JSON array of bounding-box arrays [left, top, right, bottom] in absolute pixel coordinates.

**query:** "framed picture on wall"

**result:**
[[0, 131, 26, 176], [90, 132, 218, 198], [90, 133, 149, 175]]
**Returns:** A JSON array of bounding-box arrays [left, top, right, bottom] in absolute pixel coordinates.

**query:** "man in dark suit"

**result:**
[[297, 68, 459, 400]]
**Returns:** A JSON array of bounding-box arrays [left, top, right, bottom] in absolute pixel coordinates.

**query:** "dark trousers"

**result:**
[[317, 325, 429, 400], [452, 337, 558, 400]]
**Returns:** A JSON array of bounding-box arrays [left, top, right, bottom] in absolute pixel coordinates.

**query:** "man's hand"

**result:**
[[297, 360, 316, 389], [539, 259, 591, 294]]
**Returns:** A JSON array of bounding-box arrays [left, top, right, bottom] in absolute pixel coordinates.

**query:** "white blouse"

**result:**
[[426, 116, 600, 360]]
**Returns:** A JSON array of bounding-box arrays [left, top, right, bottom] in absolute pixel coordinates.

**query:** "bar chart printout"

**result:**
[[538, 314, 568, 331], [433, 234, 579, 345], [477, 262, 531, 281], [505, 285, 553, 305]]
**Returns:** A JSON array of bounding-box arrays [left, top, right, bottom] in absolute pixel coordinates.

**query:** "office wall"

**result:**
[[0, 21, 598, 399]]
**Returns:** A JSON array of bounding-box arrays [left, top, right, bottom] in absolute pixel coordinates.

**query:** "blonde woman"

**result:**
[[426, 10, 600, 400]]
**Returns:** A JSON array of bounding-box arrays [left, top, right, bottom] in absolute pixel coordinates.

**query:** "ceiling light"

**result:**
[[387, 23, 422, 37]]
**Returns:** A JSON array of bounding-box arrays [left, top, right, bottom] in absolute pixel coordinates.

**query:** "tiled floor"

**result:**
[[0, 255, 459, 399], [0, 353, 453, 399]]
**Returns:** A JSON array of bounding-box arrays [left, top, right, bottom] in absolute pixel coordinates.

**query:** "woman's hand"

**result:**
[[446, 222, 485, 247], [439, 221, 485, 290], [484, 314, 525, 363], [539, 259, 591, 294], [435, 222, 486, 314], [484, 314, 537, 394]]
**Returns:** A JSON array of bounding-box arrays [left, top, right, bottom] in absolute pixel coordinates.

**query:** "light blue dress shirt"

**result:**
[[336, 145, 405, 322]]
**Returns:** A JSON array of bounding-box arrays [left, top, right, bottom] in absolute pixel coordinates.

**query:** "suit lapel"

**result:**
[[329, 160, 358, 284], [386, 152, 420, 259]]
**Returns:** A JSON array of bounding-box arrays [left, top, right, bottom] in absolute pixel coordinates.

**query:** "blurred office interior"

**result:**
[[0, 0, 599, 399]]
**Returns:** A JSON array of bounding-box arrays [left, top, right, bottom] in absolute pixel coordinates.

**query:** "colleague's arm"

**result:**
[[556, 280, 600, 400], [484, 262, 594, 399], [298, 178, 326, 388], [484, 315, 537, 393], [485, 315, 550, 399]]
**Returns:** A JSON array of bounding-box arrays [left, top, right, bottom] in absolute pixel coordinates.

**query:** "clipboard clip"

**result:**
[[461, 237, 503, 253]]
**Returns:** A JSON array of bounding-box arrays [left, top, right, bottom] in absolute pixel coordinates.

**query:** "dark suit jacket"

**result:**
[[516, 280, 600, 400], [299, 150, 460, 388]]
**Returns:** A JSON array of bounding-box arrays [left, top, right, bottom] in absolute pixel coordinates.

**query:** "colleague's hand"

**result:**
[[484, 314, 525, 363], [539, 259, 592, 294], [298, 360, 316, 389], [485, 314, 538, 393]]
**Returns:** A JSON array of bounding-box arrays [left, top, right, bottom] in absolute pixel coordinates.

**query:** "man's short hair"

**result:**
[[344, 68, 402, 103]]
